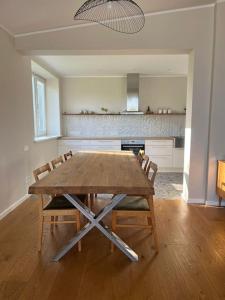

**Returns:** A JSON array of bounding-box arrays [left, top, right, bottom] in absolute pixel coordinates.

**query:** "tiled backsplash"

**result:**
[[63, 115, 185, 137]]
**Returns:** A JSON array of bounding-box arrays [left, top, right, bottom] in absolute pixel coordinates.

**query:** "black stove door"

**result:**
[[121, 145, 145, 155]]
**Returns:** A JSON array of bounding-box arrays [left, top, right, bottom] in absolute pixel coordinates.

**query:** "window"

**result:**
[[31, 61, 61, 141], [32, 74, 47, 137]]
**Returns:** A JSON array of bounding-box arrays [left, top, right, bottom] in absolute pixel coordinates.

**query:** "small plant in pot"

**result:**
[[101, 107, 108, 114]]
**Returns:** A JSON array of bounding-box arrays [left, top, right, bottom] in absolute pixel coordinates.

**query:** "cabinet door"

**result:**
[[145, 144, 173, 168], [90, 140, 121, 147], [148, 146, 173, 156], [146, 140, 174, 147], [173, 149, 184, 168], [58, 140, 121, 155], [80, 145, 120, 151], [149, 155, 173, 168]]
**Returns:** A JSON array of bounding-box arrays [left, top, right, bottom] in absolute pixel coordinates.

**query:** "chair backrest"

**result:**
[[64, 150, 73, 161], [33, 163, 52, 209], [51, 156, 64, 169], [33, 163, 51, 182], [146, 161, 158, 186], [137, 150, 144, 166], [143, 155, 150, 173]]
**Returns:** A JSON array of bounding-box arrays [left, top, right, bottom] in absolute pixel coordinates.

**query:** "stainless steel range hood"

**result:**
[[121, 73, 144, 114]]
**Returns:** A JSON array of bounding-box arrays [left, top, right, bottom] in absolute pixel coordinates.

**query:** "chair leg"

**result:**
[[88, 194, 93, 209], [84, 195, 89, 208], [91, 193, 94, 208], [219, 197, 222, 207], [147, 215, 153, 234], [152, 221, 159, 253], [55, 216, 58, 225], [50, 216, 54, 233], [88, 194, 94, 210], [111, 212, 117, 253], [147, 196, 159, 253], [76, 211, 82, 252], [88, 197, 91, 209], [38, 215, 44, 252]]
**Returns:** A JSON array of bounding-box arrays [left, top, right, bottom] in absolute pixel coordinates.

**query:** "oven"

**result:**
[[121, 139, 145, 155]]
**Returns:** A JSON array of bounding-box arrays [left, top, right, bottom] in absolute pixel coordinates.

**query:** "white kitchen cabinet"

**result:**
[[58, 139, 121, 155], [146, 140, 174, 147], [58, 138, 184, 172], [147, 155, 173, 168], [148, 146, 173, 156], [145, 139, 174, 171], [173, 148, 184, 169]]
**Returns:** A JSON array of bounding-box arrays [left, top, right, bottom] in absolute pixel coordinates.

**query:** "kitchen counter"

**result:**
[[59, 136, 176, 141], [58, 136, 184, 171]]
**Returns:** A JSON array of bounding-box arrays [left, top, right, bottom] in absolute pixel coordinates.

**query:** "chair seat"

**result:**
[[113, 196, 150, 211], [44, 194, 86, 210]]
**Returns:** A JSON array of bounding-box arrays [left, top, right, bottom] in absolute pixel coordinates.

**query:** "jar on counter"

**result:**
[[158, 108, 162, 114]]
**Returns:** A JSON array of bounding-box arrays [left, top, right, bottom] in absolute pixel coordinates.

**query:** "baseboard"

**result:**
[[205, 200, 225, 207], [185, 198, 224, 206], [186, 198, 205, 204], [158, 168, 183, 173], [0, 194, 29, 220]]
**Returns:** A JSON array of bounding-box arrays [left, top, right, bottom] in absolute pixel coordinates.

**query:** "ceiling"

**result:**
[[0, 0, 215, 35], [34, 54, 189, 77]]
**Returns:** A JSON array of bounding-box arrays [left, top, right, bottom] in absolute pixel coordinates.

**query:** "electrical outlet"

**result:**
[[24, 145, 29, 152]]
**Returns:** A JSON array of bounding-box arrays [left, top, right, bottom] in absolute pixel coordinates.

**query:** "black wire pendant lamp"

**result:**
[[74, 0, 145, 34]]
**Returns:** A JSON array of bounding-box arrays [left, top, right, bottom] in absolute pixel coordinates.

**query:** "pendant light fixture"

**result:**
[[74, 0, 145, 34]]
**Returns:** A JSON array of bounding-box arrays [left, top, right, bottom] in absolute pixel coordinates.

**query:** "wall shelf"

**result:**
[[63, 113, 121, 116], [62, 113, 186, 116]]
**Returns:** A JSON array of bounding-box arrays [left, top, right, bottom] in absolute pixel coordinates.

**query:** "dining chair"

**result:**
[[51, 155, 89, 206], [64, 150, 73, 161], [33, 163, 82, 252], [51, 155, 64, 169], [137, 151, 144, 166], [143, 155, 150, 173], [111, 161, 158, 252]]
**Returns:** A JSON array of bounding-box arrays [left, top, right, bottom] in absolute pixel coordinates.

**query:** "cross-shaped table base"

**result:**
[[53, 194, 139, 262]]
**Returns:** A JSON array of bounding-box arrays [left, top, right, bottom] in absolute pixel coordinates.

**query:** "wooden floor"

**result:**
[[1, 198, 225, 300]]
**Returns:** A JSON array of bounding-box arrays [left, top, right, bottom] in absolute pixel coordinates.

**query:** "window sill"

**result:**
[[34, 135, 61, 143]]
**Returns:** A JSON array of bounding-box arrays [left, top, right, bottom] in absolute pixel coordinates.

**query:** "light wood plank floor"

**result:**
[[0, 198, 225, 300]]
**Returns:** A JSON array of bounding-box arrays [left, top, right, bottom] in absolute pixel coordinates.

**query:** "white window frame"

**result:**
[[32, 74, 47, 137]]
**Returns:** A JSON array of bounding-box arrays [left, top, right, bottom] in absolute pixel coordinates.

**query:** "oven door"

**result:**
[[121, 144, 145, 155]]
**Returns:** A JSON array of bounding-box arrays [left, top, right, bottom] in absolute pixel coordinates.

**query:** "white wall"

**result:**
[[61, 77, 126, 114], [140, 77, 187, 113], [0, 28, 58, 218], [183, 52, 194, 202], [207, 2, 225, 205], [61, 76, 187, 114], [15, 7, 214, 203]]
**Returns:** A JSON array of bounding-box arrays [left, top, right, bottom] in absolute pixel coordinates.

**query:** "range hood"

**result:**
[[121, 73, 144, 114]]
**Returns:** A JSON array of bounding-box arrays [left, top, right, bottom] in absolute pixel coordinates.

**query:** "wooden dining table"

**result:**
[[28, 151, 158, 262]]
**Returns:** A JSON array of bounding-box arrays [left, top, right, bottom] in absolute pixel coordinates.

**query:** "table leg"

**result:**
[[147, 195, 159, 253], [52, 194, 139, 262], [96, 221, 138, 261], [53, 222, 94, 261]]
